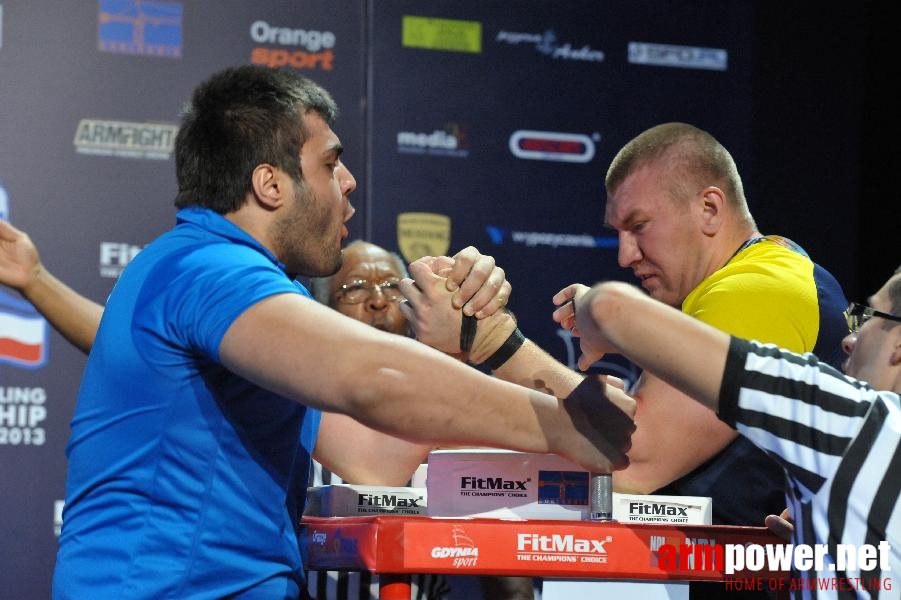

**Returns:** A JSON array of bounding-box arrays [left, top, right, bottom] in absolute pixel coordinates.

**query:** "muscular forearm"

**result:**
[[578, 282, 729, 412], [315, 413, 433, 485], [467, 309, 584, 398], [491, 339, 584, 398], [221, 294, 631, 474]]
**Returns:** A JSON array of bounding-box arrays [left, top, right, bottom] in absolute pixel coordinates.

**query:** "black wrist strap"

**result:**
[[460, 313, 478, 353], [481, 327, 525, 371]]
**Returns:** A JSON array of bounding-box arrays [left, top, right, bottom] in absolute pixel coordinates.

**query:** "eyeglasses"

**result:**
[[843, 302, 901, 333], [335, 279, 404, 304]]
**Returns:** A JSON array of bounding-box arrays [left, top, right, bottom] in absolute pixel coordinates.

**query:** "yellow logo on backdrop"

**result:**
[[397, 213, 451, 262], [402, 16, 482, 54]]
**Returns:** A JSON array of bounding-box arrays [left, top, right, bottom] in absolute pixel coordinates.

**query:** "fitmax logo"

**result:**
[[99, 242, 142, 278], [517, 533, 608, 554], [357, 494, 422, 508], [630, 502, 689, 517], [461, 476, 528, 490]]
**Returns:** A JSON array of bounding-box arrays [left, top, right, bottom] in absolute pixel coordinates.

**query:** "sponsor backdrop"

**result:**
[[0, 1, 874, 597]]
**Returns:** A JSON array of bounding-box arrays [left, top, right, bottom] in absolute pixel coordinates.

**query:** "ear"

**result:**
[[250, 163, 285, 210], [699, 186, 726, 236], [890, 337, 901, 367]]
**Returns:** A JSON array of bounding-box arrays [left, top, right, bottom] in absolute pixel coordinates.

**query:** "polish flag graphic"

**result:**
[[0, 292, 48, 368]]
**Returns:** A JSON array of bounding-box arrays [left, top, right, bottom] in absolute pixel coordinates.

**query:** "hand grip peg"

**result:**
[[589, 473, 614, 521]]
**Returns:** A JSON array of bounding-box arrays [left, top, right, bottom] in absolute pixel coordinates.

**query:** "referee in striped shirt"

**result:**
[[559, 266, 900, 599]]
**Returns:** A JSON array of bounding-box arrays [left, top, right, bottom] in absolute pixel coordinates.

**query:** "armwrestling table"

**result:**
[[300, 515, 788, 599]]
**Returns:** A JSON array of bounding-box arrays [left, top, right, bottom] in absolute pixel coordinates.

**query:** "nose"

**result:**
[[337, 161, 357, 197], [366, 286, 389, 310], [842, 331, 857, 356], [617, 231, 641, 268]]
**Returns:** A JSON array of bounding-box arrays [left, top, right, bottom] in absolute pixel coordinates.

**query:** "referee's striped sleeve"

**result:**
[[717, 336, 749, 427]]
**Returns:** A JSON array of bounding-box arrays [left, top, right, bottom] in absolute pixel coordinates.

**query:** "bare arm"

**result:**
[[569, 281, 730, 414], [554, 282, 737, 492], [0, 219, 103, 353], [218, 293, 635, 474], [314, 412, 433, 485], [403, 256, 586, 398]]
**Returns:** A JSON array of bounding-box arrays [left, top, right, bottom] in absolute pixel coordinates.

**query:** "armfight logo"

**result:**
[[74, 118, 178, 160], [98, 0, 182, 58], [249, 19, 335, 70]]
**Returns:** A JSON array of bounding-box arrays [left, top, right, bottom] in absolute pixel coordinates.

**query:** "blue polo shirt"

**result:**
[[53, 207, 321, 599]]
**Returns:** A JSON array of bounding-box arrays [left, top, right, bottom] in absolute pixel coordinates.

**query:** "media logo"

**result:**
[[402, 15, 481, 54], [628, 42, 728, 71], [0, 293, 48, 369], [99, 241, 143, 278], [496, 30, 604, 63], [509, 130, 597, 163], [249, 20, 335, 70], [98, 0, 182, 58], [74, 119, 178, 160], [397, 212, 450, 263], [430, 525, 479, 568], [397, 123, 469, 158]]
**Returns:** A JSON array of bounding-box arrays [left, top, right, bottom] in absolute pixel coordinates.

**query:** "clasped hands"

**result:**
[[397, 246, 515, 361], [398, 248, 635, 471]]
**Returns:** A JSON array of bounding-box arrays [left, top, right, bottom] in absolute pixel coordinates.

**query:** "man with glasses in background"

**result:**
[[304, 240, 451, 600]]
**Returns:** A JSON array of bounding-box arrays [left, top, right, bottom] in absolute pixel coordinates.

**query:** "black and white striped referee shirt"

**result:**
[[719, 338, 900, 599]]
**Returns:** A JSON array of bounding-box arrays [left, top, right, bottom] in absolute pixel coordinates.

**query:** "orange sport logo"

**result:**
[[249, 20, 335, 71]]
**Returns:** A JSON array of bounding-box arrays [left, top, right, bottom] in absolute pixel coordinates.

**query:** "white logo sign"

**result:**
[[509, 130, 596, 163], [74, 119, 178, 160], [628, 42, 728, 71], [99, 242, 143, 278]]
